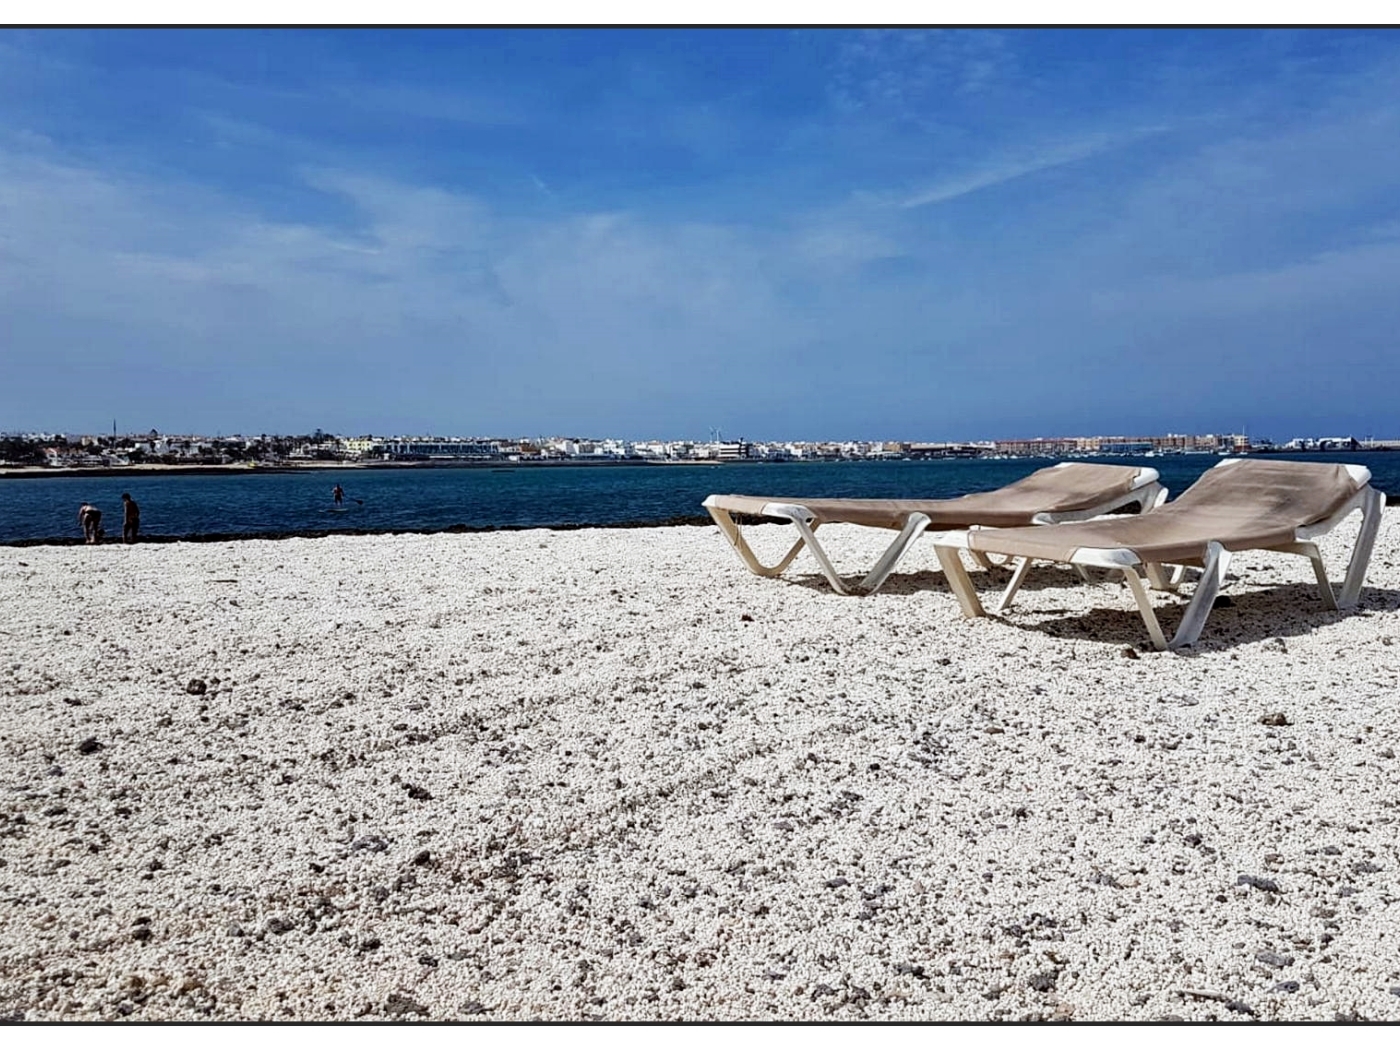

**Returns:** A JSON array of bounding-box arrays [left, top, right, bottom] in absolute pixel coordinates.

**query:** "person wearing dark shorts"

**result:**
[[121, 493, 140, 543], [78, 503, 102, 544]]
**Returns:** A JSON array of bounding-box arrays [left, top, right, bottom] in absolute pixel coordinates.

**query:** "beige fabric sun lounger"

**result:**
[[928, 458, 1384, 650], [704, 462, 1164, 595]]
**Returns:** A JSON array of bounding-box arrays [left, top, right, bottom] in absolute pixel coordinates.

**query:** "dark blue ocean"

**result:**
[[2, 452, 1395, 544]]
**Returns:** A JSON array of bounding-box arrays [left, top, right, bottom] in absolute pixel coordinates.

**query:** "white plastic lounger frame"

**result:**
[[928, 464, 1383, 651], [703, 466, 1165, 596]]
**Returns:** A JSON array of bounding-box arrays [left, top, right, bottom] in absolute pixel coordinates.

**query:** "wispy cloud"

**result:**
[[897, 127, 1166, 209], [899, 136, 1113, 208]]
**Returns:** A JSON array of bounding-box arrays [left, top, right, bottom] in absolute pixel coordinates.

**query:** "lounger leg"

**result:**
[[788, 516, 850, 595], [858, 513, 931, 595], [1276, 540, 1338, 609], [969, 550, 1016, 572], [706, 507, 810, 579], [1120, 568, 1169, 652], [995, 557, 1034, 614], [1170, 541, 1231, 649], [935, 546, 986, 618], [1143, 563, 1179, 592], [1303, 542, 1337, 610], [1339, 487, 1384, 609]]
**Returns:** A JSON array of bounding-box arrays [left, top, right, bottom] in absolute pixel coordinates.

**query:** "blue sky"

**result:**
[[2, 29, 1399, 442]]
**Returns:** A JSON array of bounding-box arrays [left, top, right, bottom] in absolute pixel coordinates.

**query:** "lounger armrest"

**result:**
[[760, 502, 817, 523], [1064, 547, 1144, 569], [928, 529, 1143, 570], [703, 494, 816, 523], [926, 529, 973, 550]]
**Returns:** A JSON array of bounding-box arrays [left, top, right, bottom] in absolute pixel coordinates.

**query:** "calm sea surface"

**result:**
[[1, 452, 1395, 544]]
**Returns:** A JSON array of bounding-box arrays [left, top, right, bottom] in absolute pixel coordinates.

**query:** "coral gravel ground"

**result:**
[[2, 515, 1399, 1020]]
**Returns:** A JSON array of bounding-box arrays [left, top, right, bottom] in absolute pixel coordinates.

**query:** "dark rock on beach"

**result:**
[[384, 993, 428, 1018], [1027, 971, 1059, 992]]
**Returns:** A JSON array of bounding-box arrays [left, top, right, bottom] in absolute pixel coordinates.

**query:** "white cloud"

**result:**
[[0, 142, 843, 433]]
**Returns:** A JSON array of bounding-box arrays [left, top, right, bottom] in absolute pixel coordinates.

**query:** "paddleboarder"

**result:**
[[332, 483, 344, 507]]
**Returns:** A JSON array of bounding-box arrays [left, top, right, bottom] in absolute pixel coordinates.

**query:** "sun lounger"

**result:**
[[703, 462, 1164, 595], [928, 458, 1384, 650]]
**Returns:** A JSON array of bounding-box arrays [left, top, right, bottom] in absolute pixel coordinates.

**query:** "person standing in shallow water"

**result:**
[[121, 493, 140, 543], [332, 484, 344, 507], [78, 503, 102, 544]]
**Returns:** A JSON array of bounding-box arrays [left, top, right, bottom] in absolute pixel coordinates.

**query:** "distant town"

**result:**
[[2, 427, 1398, 472]]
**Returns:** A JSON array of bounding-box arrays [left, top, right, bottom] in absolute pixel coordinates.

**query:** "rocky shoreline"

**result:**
[[1, 516, 718, 549]]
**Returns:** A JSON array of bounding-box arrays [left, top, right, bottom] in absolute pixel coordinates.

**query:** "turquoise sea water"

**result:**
[[1, 452, 1394, 544]]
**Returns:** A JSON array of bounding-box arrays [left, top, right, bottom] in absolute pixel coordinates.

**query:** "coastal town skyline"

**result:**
[[2, 424, 1389, 472]]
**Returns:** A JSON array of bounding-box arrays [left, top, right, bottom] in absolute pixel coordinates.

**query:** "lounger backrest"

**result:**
[[1161, 459, 1367, 545], [963, 462, 1146, 513]]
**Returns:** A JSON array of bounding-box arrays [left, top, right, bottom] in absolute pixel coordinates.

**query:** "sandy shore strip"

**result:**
[[2, 514, 1399, 1021]]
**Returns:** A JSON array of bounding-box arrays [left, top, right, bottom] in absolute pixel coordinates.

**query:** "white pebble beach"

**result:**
[[2, 513, 1399, 1022]]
